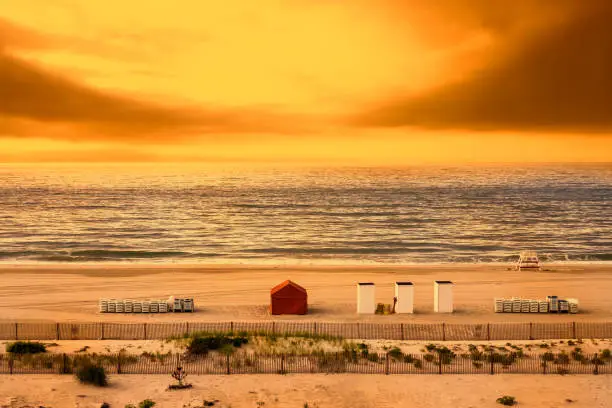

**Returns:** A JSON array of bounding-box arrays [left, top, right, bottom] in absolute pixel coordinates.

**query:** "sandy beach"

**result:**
[[0, 263, 610, 323], [0, 374, 610, 408]]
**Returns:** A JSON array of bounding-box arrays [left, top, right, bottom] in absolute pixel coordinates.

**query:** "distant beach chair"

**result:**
[[133, 301, 142, 313], [150, 300, 159, 313], [142, 301, 151, 313], [538, 300, 549, 313], [116, 300, 125, 313], [108, 300, 117, 313], [158, 301, 168, 313], [516, 251, 541, 271]]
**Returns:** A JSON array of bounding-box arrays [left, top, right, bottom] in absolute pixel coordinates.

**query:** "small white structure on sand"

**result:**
[[434, 281, 454, 313], [357, 282, 376, 314], [394, 282, 414, 314], [517, 251, 541, 271]]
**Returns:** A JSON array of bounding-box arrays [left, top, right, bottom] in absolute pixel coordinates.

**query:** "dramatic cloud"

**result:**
[[0, 19, 316, 142], [355, 1, 612, 132]]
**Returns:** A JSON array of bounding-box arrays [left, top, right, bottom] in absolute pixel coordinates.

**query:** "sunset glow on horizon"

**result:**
[[2, 1, 612, 164]]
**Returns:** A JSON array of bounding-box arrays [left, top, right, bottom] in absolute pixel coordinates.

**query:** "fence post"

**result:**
[[593, 353, 599, 375], [400, 323, 404, 341], [61, 353, 67, 374], [442, 323, 446, 341], [226, 354, 231, 375], [272, 321, 276, 335], [572, 321, 576, 339], [230, 321, 234, 333], [101, 323, 105, 340], [117, 353, 122, 374], [487, 323, 490, 341], [438, 352, 442, 375], [489, 353, 494, 375], [313, 321, 317, 335], [385, 353, 390, 375], [185, 322, 189, 335], [143, 323, 147, 340], [529, 322, 533, 340], [9, 356, 13, 375], [281, 354, 286, 374], [357, 322, 360, 338], [14, 323, 18, 340], [542, 357, 547, 374], [56, 323, 60, 340]]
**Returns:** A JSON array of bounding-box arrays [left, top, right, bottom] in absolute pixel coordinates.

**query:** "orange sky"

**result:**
[[1, 0, 612, 164]]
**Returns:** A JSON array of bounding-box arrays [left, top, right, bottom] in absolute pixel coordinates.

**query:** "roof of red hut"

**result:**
[[270, 280, 307, 296]]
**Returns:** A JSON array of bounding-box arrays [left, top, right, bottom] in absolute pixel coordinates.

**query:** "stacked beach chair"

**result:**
[[494, 296, 578, 313], [567, 298, 579, 314], [99, 296, 194, 313]]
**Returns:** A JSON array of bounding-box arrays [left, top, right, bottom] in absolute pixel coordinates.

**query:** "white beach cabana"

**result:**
[[357, 282, 376, 314], [433, 281, 453, 313], [394, 282, 414, 314]]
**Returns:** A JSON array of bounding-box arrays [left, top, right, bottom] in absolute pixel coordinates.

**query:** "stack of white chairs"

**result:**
[[567, 298, 579, 314], [494, 298, 504, 313], [99, 296, 195, 313], [99, 299, 109, 313], [493, 297, 577, 313], [512, 298, 521, 313], [521, 299, 531, 313], [183, 298, 194, 313], [173, 298, 183, 312]]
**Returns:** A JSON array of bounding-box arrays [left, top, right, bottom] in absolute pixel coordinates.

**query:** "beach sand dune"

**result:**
[[0, 263, 610, 323]]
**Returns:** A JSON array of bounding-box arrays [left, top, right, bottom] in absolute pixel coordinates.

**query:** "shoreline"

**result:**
[[1, 260, 612, 271], [1, 260, 611, 268]]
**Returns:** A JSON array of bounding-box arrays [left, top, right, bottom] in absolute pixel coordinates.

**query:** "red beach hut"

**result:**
[[270, 280, 308, 315]]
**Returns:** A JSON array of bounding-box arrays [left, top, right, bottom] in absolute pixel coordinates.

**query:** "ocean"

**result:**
[[0, 163, 610, 264]]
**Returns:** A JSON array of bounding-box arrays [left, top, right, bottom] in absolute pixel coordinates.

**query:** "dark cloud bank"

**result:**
[[356, 1, 612, 132]]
